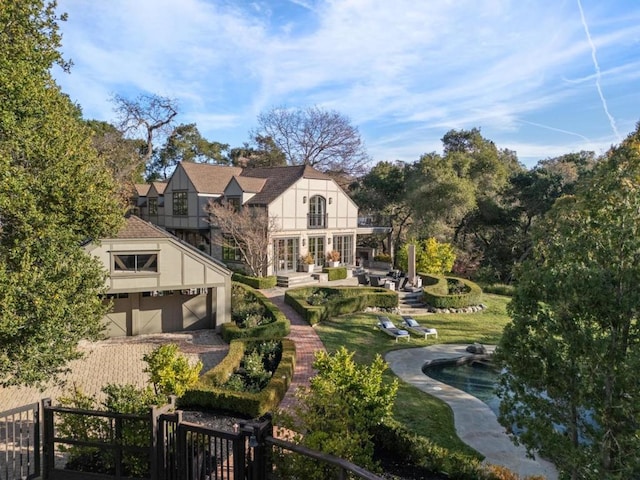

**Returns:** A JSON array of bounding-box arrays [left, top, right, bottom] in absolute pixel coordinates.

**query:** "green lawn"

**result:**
[[314, 293, 511, 459]]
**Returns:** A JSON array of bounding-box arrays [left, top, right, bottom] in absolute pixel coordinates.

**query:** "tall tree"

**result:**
[[229, 134, 287, 168], [150, 123, 230, 179], [85, 120, 147, 201], [350, 160, 412, 256], [0, 0, 124, 387], [254, 105, 370, 177], [111, 93, 178, 179], [496, 124, 640, 479]]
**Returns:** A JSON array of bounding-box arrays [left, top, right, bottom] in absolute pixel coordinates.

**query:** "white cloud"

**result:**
[[54, 0, 640, 166]]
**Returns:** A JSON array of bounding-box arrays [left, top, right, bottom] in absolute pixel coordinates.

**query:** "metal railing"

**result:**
[[0, 402, 40, 480], [307, 213, 328, 229]]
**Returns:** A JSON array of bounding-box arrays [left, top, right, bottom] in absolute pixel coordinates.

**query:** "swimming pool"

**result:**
[[422, 358, 501, 416]]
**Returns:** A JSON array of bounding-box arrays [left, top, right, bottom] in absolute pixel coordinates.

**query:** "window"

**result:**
[[173, 191, 188, 216], [113, 253, 158, 272], [226, 197, 241, 210], [333, 235, 354, 265], [104, 293, 129, 300], [308, 195, 326, 228], [222, 236, 242, 262], [148, 198, 158, 215]]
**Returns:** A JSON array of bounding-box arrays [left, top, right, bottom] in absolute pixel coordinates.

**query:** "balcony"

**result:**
[[357, 215, 391, 235], [307, 213, 328, 229]]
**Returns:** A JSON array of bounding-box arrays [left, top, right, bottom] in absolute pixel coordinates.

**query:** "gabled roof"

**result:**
[[151, 181, 167, 194], [180, 162, 242, 195], [114, 215, 173, 239], [134, 184, 151, 197], [231, 176, 266, 193], [240, 165, 332, 205]]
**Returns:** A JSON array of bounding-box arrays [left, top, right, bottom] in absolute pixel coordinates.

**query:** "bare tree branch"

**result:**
[[112, 93, 178, 166], [206, 202, 279, 277], [254, 105, 370, 177]]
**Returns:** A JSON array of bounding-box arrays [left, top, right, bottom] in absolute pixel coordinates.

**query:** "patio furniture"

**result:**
[[377, 316, 410, 342]]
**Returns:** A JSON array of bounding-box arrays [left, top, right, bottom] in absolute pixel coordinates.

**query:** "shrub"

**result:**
[[321, 266, 347, 281], [285, 286, 397, 326], [56, 384, 165, 478], [373, 253, 392, 263], [371, 419, 538, 480], [275, 348, 398, 478], [397, 238, 456, 275], [180, 338, 296, 417], [421, 274, 483, 309], [326, 250, 341, 262], [481, 283, 515, 296], [222, 341, 282, 394], [231, 272, 277, 289], [223, 282, 290, 341], [143, 344, 202, 397]]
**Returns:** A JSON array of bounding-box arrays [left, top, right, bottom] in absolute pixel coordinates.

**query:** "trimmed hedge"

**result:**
[[179, 338, 296, 418], [421, 274, 483, 309], [285, 286, 397, 326], [231, 272, 277, 289], [321, 266, 348, 281], [221, 282, 290, 342]]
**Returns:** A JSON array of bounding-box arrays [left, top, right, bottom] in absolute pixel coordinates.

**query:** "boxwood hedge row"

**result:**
[[285, 286, 397, 326], [321, 266, 348, 281], [221, 282, 290, 342], [420, 274, 483, 309], [231, 272, 277, 289], [179, 338, 296, 418]]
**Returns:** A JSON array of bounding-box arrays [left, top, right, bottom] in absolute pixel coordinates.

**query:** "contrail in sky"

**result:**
[[576, 0, 622, 142]]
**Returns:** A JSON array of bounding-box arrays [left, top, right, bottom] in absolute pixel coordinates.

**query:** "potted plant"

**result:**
[[326, 250, 341, 267], [301, 253, 315, 272]]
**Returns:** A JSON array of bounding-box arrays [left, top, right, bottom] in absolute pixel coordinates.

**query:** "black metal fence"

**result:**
[[0, 401, 385, 480], [0, 402, 40, 480]]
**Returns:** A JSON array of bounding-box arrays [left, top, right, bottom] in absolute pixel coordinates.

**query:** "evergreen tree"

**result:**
[[0, 1, 124, 387]]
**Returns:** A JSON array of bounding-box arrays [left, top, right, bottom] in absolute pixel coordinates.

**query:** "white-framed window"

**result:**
[[333, 235, 354, 265], [113, 253, 158, 273], [308, 195, 326, 228]]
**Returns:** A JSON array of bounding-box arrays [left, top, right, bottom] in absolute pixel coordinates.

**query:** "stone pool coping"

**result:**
[[385, 344, 558, 480]]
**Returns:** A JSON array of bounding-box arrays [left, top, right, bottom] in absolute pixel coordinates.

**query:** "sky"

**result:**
[[52, 0, 640, 169]]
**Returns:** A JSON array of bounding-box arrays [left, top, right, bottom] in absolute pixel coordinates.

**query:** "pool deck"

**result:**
[[385, 344, 558, 480]]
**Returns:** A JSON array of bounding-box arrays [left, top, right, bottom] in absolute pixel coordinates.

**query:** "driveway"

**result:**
[[0, 330, 228, 412]]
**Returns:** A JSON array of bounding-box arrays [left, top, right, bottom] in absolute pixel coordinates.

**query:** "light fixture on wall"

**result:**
[[329, 197, 333, 204], [303, 196, 307, 203], [328, 237, 331, 245], [302, 238, 306, 246]]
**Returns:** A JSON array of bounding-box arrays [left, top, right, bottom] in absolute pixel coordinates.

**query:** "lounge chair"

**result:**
[[401, 316, 438, 339], [377, 316, 410, 342]]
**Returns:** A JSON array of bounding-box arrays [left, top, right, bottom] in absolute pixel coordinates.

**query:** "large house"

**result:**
[[86, 215, 232, 337], [135, 162, 360, 276]]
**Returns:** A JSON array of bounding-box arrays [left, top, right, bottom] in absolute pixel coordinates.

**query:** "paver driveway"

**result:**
[[0, 330, 228, 412]]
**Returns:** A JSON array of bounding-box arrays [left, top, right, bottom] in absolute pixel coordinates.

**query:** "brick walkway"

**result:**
[[260, 288, 326, 412]]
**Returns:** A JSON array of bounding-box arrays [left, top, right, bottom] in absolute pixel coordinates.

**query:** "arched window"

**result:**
[[308, 195, 326, 228]]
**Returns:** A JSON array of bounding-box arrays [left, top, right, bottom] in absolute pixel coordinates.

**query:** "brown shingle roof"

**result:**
[[152, 181, 167, 194], [115, 215, 172, 239], [134, 184, 151, 196], [240, 165, 332, 205], [180, 163, 242, 194], [233, 176, 266, 193]]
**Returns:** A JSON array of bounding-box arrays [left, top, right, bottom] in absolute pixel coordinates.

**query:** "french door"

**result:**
[[308, 237, 325, 267], [274, 238, 299, 273]]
